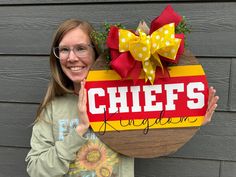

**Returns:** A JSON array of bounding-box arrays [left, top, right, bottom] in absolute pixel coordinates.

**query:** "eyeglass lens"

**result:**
[[54, 44, 91, 60]]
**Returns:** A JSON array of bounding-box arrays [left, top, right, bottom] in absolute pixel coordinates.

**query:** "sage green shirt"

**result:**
[[25, 94, 134, 177]]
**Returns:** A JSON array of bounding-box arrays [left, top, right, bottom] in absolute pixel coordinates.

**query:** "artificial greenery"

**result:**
[[91, 17, 191, 64], [91, 23, 126, 65], [175, 16, 191, 35], [175, 16, 191, 46]]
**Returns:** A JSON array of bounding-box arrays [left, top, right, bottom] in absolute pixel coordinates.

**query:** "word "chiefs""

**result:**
[[88, 82, 205, 115]]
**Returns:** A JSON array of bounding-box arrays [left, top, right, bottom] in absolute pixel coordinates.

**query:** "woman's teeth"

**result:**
[[70, 66, 84, 71]]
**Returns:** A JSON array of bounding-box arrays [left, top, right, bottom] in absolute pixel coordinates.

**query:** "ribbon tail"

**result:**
[[142, 59, 156, 84], [152, 54, 164, 74], [151, 54, 170, 80], [155, 62, 170, 79]]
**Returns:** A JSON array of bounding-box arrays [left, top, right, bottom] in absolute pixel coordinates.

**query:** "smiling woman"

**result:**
[[25, 19, 135, 177]]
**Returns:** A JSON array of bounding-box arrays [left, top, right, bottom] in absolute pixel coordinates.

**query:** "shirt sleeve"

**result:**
[[25, 105, 88, 177]]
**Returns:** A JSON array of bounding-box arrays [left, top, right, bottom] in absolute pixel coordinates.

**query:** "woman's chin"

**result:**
[[72, 78, 84, 84], [67, 72, 87, 83]]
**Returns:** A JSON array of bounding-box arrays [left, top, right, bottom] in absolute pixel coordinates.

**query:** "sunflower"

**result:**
[[75, 140, 107, 170], [96, 164, 113, 177]]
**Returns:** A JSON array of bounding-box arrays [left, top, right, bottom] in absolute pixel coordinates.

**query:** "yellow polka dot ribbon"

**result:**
[[119, 23, 181, 84]]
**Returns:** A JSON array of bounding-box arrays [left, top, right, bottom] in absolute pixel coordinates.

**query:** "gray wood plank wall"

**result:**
[[0, 1, 235, 177]]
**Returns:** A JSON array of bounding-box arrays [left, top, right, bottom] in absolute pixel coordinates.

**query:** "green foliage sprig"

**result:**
[[175, 16, 191, 46], [91, 23, 126, 65], [175, 16, 191, 34]]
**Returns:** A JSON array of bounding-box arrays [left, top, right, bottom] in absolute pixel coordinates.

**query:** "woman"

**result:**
[[25, 19, 219, 177]]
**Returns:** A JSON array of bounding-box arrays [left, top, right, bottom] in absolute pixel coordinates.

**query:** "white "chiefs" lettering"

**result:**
[[88, 82, 205, 114]]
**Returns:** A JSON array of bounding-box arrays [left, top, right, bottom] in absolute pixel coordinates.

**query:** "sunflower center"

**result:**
[[100, 167, 111, 177], [86, 150, 101, 163]]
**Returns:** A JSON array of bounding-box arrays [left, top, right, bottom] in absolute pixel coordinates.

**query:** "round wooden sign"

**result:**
[[87, 49, 207, 158]]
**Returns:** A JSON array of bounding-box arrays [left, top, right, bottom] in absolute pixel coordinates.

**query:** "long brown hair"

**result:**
[[35, 19, 99, 122]]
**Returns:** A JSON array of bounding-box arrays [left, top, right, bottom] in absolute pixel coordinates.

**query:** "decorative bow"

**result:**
[[118, 23, 181, 83], [107, 5, 185, 84]]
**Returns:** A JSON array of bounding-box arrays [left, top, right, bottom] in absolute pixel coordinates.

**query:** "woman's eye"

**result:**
[[59, 47, 69, 53], [75, 46, 86, 52]]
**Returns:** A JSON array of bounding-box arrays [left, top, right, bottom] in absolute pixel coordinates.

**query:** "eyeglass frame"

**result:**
[[53, 43, 94, 60]]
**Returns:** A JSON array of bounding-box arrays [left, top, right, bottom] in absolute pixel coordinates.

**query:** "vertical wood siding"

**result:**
[[0, 1, 235, 177]]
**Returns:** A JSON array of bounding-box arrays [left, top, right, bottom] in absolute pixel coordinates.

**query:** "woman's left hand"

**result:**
[[202, 86, 219, 125], [76, 79, 90, 136]]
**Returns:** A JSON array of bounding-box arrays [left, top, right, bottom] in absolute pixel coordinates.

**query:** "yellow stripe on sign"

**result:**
[[90, 116, 204, 132], [87, 65, 205, 81], [87, 70, 121, 81], [168, 65, 205, 77]]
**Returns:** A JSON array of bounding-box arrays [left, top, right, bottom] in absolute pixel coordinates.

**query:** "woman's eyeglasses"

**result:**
[[53, 44, 93, 60]]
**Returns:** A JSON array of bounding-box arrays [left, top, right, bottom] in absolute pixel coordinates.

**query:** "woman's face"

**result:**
[[58, 27, 95, 84]]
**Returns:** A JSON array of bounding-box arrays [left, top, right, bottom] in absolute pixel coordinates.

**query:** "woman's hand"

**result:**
[[202, 87, 219, 125], [76, 80, 90, 136]]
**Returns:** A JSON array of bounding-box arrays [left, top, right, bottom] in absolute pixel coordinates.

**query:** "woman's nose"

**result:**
[[67, 49, 78, 62]]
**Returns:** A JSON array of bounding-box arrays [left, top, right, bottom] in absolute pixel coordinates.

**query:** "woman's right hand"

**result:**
[[76, 80, 90, 136], [202, 86, 219, 125]]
